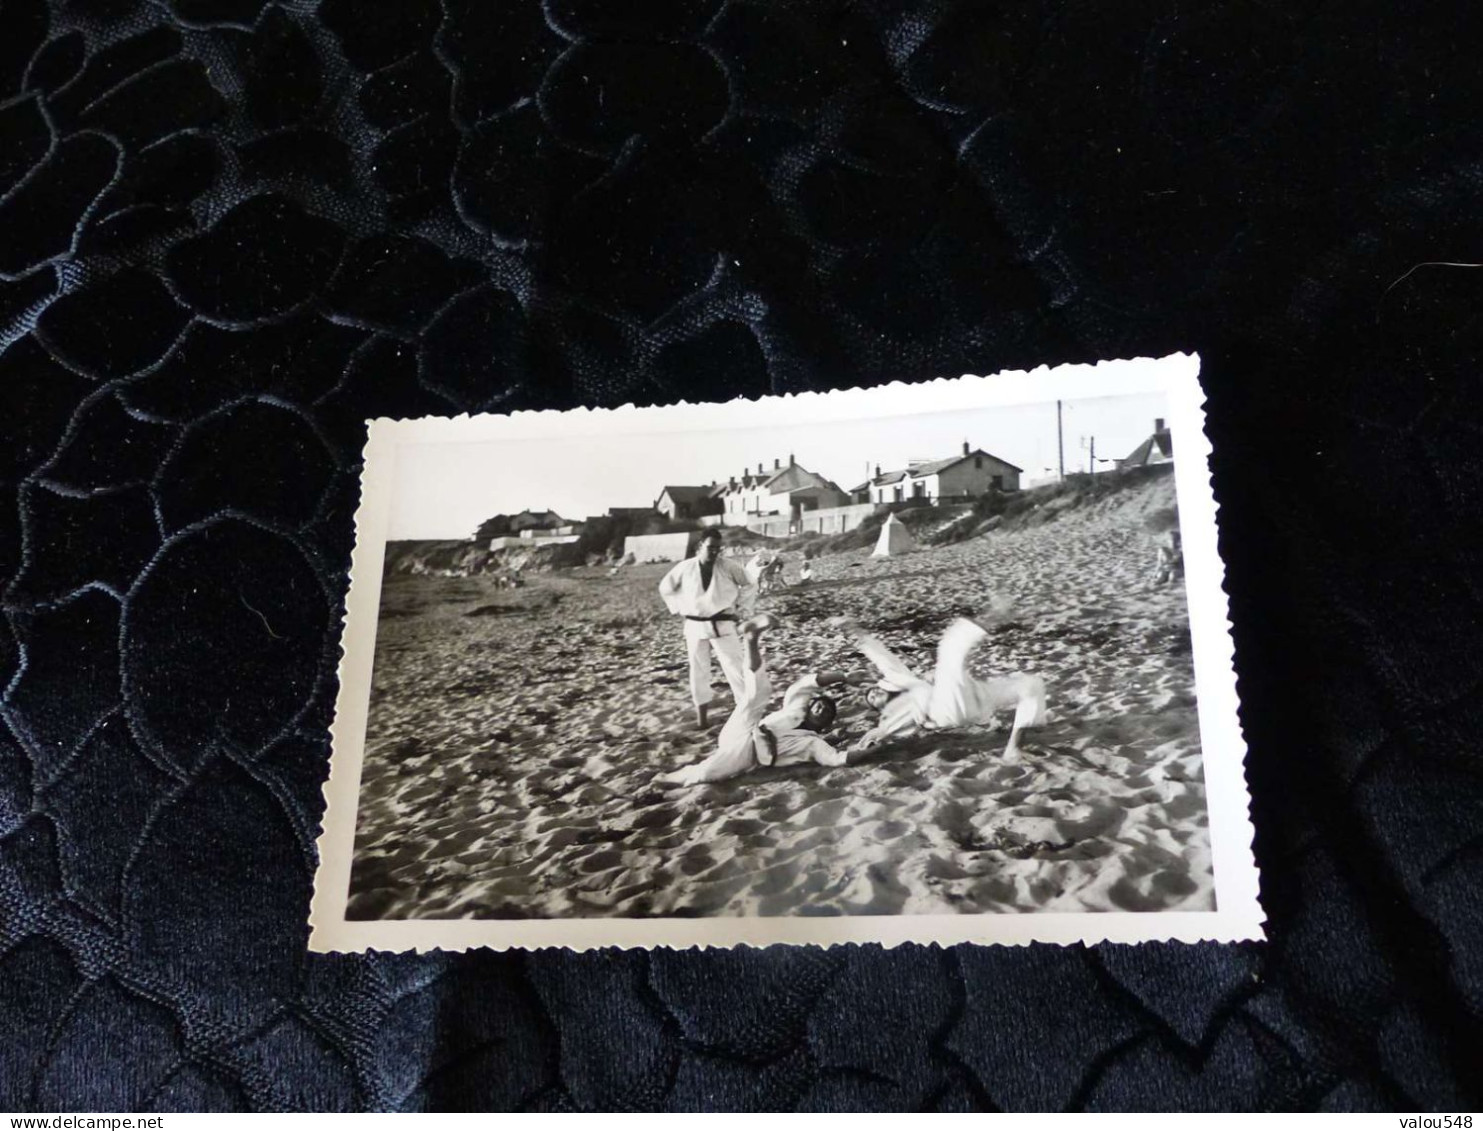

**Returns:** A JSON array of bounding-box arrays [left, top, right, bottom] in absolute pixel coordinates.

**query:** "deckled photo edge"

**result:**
[[310, 425, 396, 950], [309, 353, 1264, 954], [1167, 368, 1264, 940]]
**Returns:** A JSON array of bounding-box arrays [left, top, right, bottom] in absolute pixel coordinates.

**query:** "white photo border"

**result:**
[[309, 353, 1264, 952]]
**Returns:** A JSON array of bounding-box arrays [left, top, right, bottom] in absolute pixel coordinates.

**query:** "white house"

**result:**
[[715, 456, 850, 524], [853, 442, 1021, 504]]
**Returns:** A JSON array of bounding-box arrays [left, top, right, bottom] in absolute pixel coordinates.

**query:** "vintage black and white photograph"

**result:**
[[312, 356, 1260, 951]]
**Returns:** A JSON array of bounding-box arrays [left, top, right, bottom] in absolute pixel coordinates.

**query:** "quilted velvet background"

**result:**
[[2, 0, 1482, 1112]]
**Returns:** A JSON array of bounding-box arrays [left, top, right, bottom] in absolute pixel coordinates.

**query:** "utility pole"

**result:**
[[1057, 400, 1065, 481], [1090, 436, 1096, 475]]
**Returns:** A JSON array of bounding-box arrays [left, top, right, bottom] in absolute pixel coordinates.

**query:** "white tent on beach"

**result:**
[[871, 513, 917, 557]]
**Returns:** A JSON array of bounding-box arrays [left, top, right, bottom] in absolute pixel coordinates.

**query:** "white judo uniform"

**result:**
[[658, 555, 757, 711], [660, 663, 845, 786], [854, 618, 1046, 753]]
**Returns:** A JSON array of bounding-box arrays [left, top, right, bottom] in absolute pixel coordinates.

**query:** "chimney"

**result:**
[[757, 463, 763, 475], [874, 464, 881, 479], [962, 440, 970, 456], [729, 476, 736, 488], [789, 452, 795, 466], [1155, 417, 1166, 433], [774, 458, 780, 470]]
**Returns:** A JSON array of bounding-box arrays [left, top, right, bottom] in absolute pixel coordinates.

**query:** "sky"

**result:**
[[386, 391, 1170, 540]]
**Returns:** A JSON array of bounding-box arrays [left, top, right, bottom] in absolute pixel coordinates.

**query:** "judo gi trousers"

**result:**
[[683, 617, 748, 709], [859, 618, 1046, 734]]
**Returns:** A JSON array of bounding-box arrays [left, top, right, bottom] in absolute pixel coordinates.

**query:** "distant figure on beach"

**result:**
[[656, 615, 849, 786], [797, 559, 814, 585], [754, 553, 786, 595], [843, 603, 1047, 759], [659, 529, 757, 728], [1152, 530, 1183, 586], [744, 550, 772, 588]]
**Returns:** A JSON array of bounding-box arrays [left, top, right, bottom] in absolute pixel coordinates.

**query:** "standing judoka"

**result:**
[[658, 529, 757, 728]]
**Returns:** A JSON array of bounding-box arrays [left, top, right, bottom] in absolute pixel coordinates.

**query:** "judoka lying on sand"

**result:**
[[843, 602, 1047, 758], [656, 614, 850, 786]]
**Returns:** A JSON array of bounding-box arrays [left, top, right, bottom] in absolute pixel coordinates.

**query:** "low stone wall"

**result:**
[[799, 502, 877, 534], [623, 531, 694, 563], [743, 515, 793, 537], [743, 502, 880, 537], [489, 535, 579, 550]]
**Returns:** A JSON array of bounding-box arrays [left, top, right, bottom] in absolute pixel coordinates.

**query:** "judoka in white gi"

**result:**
[[846, 603, 1047, 758], [656, 615, 849, 786], [658, 529, 757, 728]]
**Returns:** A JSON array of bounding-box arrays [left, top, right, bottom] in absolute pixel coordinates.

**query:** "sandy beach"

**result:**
[[346, 470, 1212, 920]]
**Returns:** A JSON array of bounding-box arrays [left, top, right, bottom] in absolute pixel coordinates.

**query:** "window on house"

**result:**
[[992, 475, 1003, 490], [913, 481, 925, 498], [975, 456, 982, 469]]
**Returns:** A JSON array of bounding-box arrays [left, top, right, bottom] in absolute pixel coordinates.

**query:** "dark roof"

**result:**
[[771, 465, 846, 495], [1120, 430, 1174, 467], [718, 463, 844, 496], [922, 449, 1024, 475], [865, 448, 1023, 488], [512, 508, 567, 527], [718, 473, 766, 492], [788, 483, 841, 498], [657, 485, 714, 504], [908, 456, 961, 478]]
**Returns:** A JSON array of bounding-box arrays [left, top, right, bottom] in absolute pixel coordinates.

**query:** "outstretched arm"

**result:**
[[804, 734, 848, 768], [854, 633, 923, 693]]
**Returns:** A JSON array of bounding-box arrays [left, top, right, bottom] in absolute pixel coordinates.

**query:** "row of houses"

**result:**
[[655, 441, 1027, 527], [491, 419, 1173, 546]]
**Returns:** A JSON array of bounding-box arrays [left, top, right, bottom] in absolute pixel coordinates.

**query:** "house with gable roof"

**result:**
[[655, 484, 724, 521], [509, 508, 569, 533], [714, 455, 850, 527], [851, 442, 1022, 505]]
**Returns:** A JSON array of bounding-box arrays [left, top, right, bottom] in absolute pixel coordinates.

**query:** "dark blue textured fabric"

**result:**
[[2, 0, 1482, 1112]]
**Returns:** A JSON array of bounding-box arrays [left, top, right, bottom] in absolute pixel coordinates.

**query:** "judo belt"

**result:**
[[685, 613, 738, 633], [752, 723, 778, 767]]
